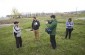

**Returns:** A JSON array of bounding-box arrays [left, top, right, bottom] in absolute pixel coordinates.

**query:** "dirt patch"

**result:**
[[0, 24, 13, 28], [0, 18, 21, 24]]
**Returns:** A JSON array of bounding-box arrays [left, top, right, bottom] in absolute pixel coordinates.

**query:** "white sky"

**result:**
[[0, 0, 85, 17]]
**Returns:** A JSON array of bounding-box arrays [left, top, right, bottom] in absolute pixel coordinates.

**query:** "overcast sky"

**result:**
[[0, 0, 85, 17]]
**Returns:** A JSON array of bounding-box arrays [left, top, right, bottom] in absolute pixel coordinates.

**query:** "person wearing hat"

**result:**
[[13, 21, 22, 48], [46, 15, 57, 49]]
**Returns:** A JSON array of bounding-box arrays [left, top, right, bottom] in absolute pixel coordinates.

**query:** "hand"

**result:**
[[46, 21, 48, 24], [30, 29, 33, 31]]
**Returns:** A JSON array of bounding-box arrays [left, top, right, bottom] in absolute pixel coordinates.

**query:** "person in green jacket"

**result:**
[[46, 15, 57, 49]]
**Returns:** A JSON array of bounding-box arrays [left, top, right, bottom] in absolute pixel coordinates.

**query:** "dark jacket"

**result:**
[[32, 20, 40, 30]]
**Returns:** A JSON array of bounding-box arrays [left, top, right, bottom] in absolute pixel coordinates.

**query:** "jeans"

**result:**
[[65, 28, 73, 39]]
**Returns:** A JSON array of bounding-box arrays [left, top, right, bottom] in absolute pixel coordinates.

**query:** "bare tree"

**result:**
[[11, 8, 21, 19]]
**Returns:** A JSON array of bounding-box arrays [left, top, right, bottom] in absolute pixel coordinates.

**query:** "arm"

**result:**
[[38, 21, 40, 27], [66, 22, 69, 27], [66, 22, 74, 27], [15, 27, 21, 33], [70, 22, 74, 27], [32, 21, 34, 29], [46, 21, 57, 29]]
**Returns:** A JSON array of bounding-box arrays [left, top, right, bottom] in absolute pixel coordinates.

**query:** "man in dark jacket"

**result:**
[[46, 15, 57, 49], [32, 17, 40, 40]]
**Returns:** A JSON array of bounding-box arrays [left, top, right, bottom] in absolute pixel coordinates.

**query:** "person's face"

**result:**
[[15, 23, 18, 26], [33, 18, 36, 21], [68, 19, 71, 22]]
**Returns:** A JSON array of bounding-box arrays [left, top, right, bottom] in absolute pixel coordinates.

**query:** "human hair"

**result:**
[[68, 18, 72, 21], [33, 17, 36, 19], [14, 21, 19, 24], [50, 15, 55, 19]]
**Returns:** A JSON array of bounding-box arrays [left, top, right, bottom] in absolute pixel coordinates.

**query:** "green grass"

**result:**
[[0, 17, 85, 55]]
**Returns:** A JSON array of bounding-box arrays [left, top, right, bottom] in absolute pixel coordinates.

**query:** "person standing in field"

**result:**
[[46, 15, 57, 49], [32, 17, 40, 41], [65, 18, 74, 39], [13, 21, 22, 48]]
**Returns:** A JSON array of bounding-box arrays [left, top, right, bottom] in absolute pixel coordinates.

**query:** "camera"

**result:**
[[47, 20, 52, 24]]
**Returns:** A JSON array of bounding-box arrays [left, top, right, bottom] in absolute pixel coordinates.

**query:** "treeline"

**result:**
[[6, 10, 85, 19]]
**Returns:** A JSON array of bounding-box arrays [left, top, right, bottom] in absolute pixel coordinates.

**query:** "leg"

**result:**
[[16, 37, 20, 48], [14, 33, 19, 48], [65, 28, 68, 39], [36, 30, 40, 40], [50, 35, 56, 49], [19, 37, 22, 47], [69, 29, 72, 39], [34, 30, 39, 40], [34, 30, 36, 39]]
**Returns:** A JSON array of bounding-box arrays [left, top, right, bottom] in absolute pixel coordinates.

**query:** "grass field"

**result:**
[[0, 17, 85, 55]]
